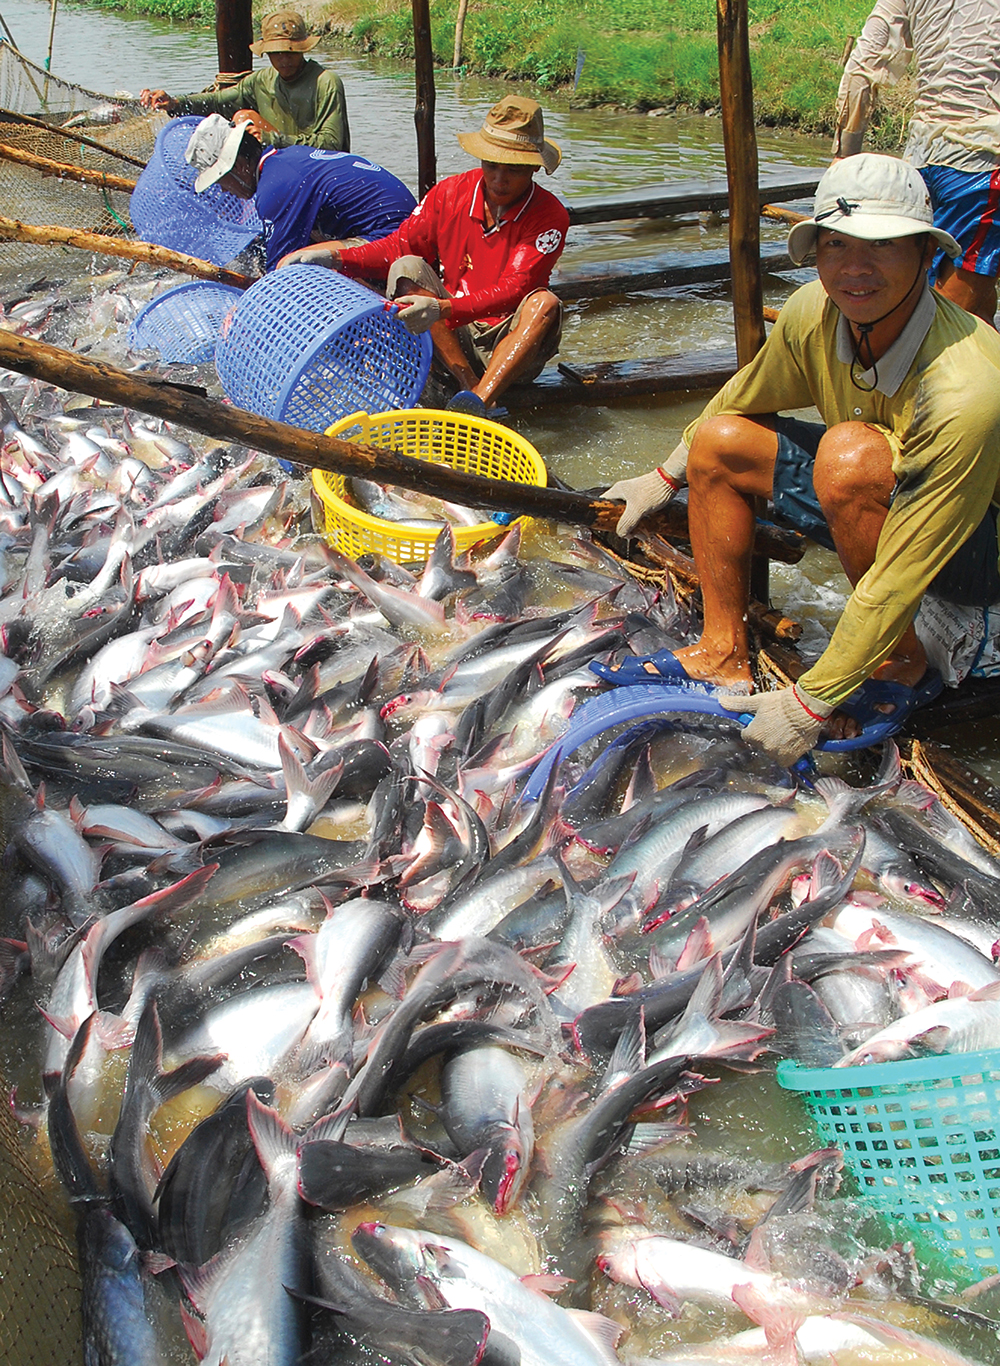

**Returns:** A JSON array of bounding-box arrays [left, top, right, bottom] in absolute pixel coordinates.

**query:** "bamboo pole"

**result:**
[[44, 0, 57, 72], [716, 0, 768, 605], [0, 216, 253, 286], [412, 0, 437, 197], [0, 330, 804, 563], [0, 108, 147, 168], [0, 142, 137, 191]]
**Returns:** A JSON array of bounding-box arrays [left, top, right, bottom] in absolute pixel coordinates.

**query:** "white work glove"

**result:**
[[393, 294, 445, 334], [277, 245, 340, 270], [718, 683, 834, 766], [602, 468, 680, 536]]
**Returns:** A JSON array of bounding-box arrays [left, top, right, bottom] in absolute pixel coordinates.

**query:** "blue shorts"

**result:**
[[919, 163, 1000, 282], [771, 416, 1000, 607]]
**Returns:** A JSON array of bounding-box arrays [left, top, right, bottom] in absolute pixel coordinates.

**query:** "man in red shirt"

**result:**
[[277, 96, 569, 416]]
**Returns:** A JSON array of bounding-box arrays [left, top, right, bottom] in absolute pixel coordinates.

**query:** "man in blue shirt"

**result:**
[[184, 114, 416, 271]]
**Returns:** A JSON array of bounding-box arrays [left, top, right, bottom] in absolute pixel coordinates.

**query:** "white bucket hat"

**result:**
[[787, 154, 961, 266], [185, 114, 249, 194]]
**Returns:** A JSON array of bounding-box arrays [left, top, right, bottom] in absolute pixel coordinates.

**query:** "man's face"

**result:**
[[815, 227, 934, 327], [481, 161, 536, 211], [268, 50, 306, 80], [218, 153, 256, 200]]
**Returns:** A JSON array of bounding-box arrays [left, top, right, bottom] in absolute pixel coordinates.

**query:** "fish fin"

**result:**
[[741, 1227, 772, 1272], [521, 1272, 574, 1295], [675, 919, 715, 971], [647, 948, 674, 980], [178, 1299, 209, 1359], [603, 1006, 646, 1083], [731, 1284, 803, 1366], [894, 778, 937, 810], [124, 1000, 223, 1111], [246, 1091, 298, 1177], [414, 1274, 449, 1311], [129, 862, 217, 917], [912, 1025, 952, 1053], [969, 980, 1000, 1001], [564, 1309, 623, 1351], [611, 972, 644, 996]]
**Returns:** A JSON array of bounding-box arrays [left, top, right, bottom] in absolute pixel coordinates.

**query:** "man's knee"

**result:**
[[687, 414, 777, 485], [813, 422, 894, 510], [512, 289, 561, 337]]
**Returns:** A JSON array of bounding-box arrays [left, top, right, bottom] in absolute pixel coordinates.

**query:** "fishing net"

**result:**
[[0, 40, 163, 280], [0, 1071, 83, 1364]]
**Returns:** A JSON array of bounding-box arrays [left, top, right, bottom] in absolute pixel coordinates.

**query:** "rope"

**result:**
[[213, 69, 252, 89], [100, 185, 130, 232]]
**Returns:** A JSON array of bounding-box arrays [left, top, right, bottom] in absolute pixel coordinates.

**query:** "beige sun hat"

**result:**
[[787, 154, 960, 265], [457, 96, 561, 175], [249, 10, 320, 54], [185, 114, 249, 193]]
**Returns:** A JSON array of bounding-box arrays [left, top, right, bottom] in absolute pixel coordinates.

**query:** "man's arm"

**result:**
[[832, 0, 913, 158], [173, 73, 254, 119], [801, 410, 1000, 706]]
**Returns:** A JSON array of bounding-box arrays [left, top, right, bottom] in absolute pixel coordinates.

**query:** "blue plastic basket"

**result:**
[[129, 116, 262, 267], [127, 281, 243, 363], [777, 1050, 1000, 1287], [214, 265, 433, 432]]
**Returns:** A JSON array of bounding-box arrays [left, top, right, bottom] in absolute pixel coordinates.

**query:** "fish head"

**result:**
[[481, 1123, 530, 1216], [352, 1221, 436, 1292]]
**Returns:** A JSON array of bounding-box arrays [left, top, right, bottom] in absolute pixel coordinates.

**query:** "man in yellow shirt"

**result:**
[[601, 154, 1000, 764]]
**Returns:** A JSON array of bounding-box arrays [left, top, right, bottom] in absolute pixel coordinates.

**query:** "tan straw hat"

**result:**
[[787, 153, 960, 265], [249, 10, 320, 54], [457, 96, 561, 174]]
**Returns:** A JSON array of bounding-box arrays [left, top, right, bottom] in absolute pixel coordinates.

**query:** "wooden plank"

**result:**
[[504, 351, 739, 407], [551, 241, 795, 301], [564, 170, 823, 226]]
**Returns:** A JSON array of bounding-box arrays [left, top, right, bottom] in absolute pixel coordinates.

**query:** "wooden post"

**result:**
[[716, 0, 769, 604], [412, 0, 437, 197], [44, 0, 57, 72], [215, 0, 253, 79]]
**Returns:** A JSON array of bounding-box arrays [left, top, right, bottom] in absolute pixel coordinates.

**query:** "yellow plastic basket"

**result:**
[[314, 408, 547, 565]]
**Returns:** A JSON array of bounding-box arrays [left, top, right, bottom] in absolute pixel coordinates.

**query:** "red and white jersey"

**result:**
[[338, 168, 569, 327]]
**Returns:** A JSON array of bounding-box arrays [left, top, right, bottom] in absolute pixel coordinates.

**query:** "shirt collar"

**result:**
[[470, 175, 536, 235], [257, 146, 279, 181], [834, 284, 937, 396]]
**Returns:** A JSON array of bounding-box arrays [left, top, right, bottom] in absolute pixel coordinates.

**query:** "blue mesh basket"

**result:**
[[214, 265, 433, 431], [129, 116, 262, 267], [127, 281, 243, 363], [777, 1050, 1000, 1289]]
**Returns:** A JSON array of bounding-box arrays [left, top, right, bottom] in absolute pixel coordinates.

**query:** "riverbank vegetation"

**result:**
[[77, 0, 913, 143]]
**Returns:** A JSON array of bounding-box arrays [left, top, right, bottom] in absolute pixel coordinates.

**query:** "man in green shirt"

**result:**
[[601, 154, 1000, 764], [139, 10, 349, 152]]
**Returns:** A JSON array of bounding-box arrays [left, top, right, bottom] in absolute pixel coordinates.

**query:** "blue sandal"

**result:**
[[589, 649, 701, 687], [821, 668, 944, 752]]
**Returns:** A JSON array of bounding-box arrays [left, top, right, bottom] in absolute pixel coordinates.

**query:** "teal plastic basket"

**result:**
[[777, 1050, 1000, 1287]]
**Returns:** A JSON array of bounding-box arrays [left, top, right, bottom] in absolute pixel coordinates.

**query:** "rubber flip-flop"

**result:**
[[589, 649, 699, 687], [522, 683, 751, 800], [445, 390, 487, 418], [820, 668, 944, 753]]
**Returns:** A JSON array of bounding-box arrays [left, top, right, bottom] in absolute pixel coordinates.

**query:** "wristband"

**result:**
[[792, 683, 828, 723], [656, 467, 680, 491]]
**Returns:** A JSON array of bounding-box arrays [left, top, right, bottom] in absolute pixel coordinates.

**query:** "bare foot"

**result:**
[[671, 643, 754, 692]]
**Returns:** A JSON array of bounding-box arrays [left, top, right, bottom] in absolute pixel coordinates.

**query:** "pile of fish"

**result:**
[[2, 345, 1000, 1365]]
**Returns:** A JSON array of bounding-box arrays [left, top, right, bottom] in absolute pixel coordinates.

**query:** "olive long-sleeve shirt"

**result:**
[[176, 60, 349, 151], [677, 279, 1000, 706]]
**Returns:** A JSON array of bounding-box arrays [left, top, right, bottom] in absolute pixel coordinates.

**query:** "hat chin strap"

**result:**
[[846, 253, 927, 393]]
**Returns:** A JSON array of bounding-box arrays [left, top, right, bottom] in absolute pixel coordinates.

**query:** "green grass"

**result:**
[[331, 0, 906, 138]]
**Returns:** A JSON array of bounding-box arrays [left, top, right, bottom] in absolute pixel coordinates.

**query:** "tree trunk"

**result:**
[[453, 0, 470, 68]]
